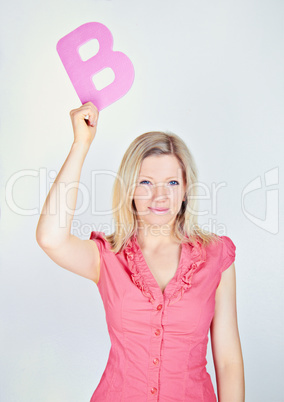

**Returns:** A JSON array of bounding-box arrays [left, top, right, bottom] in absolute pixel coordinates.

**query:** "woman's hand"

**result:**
[[70, 102, 99, 146]]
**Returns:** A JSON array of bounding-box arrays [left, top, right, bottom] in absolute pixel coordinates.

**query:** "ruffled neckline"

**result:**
[[124, 233, 206, 306]]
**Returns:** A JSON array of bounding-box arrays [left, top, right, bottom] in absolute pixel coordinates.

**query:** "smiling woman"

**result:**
[[133, 154, 186, 225], [36, 102, 245, 402], [107, 130, 221, 252]]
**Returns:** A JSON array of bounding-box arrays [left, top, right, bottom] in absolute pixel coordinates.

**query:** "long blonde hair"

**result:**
[[104, 131, 220, 253]]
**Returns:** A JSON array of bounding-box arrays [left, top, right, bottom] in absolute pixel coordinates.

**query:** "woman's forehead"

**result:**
[[139, 154, 183, 174]]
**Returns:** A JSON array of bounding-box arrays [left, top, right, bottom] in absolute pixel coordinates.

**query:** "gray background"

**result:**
[[0, 0, 283, 401]]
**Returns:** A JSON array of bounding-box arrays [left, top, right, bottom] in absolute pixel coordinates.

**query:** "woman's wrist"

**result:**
[[71, 139, 92, 155]]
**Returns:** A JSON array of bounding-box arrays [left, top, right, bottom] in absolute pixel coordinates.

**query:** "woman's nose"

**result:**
[[153, 183, 169, 200]]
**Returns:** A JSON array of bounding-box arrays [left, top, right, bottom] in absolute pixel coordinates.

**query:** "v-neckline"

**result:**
[[134, 236, 185, 295], [124, 232, 206, 305]]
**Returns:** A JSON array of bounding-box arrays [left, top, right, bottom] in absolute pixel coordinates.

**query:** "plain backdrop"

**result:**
[[0, 0, 283, 401]]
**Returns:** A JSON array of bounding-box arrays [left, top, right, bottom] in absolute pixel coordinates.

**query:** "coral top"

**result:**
[[89, 231, 236, 402]]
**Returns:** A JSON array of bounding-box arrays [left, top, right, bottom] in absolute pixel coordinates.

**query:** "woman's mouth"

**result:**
[[148, 207, 170, 215]]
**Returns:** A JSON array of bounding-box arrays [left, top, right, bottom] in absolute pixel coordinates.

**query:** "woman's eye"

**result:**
[[139, 180, 151, 185], [138, 180, 179, 185]]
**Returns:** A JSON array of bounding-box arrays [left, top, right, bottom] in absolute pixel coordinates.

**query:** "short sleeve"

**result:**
[[220, 236, 236, 273], [89, 231, 109, 287], [89, 231, 108, 256]]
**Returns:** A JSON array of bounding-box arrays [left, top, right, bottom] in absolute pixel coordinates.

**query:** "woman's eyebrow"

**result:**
[[139, 175, 180, 180]]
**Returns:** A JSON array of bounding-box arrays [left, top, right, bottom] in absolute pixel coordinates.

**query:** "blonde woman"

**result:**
[[36, 102, 245, 401]]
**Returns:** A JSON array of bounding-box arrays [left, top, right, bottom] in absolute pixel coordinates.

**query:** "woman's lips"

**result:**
[[149, 207, 170, 215]]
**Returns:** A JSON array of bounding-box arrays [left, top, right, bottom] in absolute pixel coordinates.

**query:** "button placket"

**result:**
[[148, 300, 164, 400]]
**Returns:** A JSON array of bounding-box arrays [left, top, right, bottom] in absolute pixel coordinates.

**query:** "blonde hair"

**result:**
[[104, 131, 220, 253]]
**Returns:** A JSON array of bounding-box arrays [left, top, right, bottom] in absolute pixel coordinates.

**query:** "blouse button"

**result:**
[[151, 387, 157, 394], [153, 358, 159, 365], [191, 263, 197, 269], [155, 329, 161, 336], [157, 304, 163, 310]]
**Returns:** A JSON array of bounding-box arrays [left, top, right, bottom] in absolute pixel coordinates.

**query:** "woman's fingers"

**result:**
[[80, 102, 98, 125], [70, 102, 98, 125], [84, 114, 96, 127], [69, 102, 99, 144], [70, 103, 98, 125]]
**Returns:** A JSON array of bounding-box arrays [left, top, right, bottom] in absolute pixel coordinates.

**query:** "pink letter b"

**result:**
[[56, 22, 135, 111]]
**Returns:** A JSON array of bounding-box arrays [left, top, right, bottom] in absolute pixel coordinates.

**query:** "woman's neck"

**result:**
[[136, 224, 178, 250]]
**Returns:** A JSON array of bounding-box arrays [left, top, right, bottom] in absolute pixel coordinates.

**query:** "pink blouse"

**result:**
[[89, 231, 236, 401]]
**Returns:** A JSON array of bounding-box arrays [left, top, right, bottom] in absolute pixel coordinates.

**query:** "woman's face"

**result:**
[[133, 154, 186, 230]]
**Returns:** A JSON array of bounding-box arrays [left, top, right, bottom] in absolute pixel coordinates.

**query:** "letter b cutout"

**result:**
[[56, 22, 135, 111]]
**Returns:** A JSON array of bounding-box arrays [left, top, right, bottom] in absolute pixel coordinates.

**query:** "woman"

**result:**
[[36, 102, 245, 401]]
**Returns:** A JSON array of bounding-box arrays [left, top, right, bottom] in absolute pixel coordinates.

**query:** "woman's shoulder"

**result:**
[[198, 233, 236, 250], [214, 235, 236, 254], [89, 231, 111, 253], [205, 234, 236, 273]]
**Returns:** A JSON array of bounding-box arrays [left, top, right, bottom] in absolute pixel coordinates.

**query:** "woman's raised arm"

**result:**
[[36, 102, 101, 283]]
